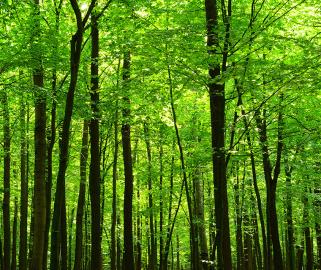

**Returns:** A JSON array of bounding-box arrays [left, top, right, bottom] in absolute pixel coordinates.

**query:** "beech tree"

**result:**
[[0, 0, 320, 269]]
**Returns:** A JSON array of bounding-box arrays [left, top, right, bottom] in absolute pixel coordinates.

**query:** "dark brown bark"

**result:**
[[0, 237, 3, 270], [133, 138, 142, 270], [238, 86, 267, 270], [254, 94, 284, 270], [68, 209, 74, 270], [50, 0, 85, 267], [111, 59, 121, 270], [43, 2, 61, 268], [89, 11, 102, 270], [11, 198, 17, 270], [303, 189, 313, 270], [74, 120, 89, 270], [19, 95, 28, 270], [284, 157, 295, 270], [121, 50, 135, 270], [205, 0, 232, 267], [31, 0, 47, 268], [144, 122, 157, 270], [159, 130, 164, 270], [162, 143, 175, 270], [2, 90, 11, 270]]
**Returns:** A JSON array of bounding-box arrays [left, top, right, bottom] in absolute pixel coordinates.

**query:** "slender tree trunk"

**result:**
[[243, 210, 253, 270], [303, 188, 313, 270], [19, 95, 28, 270], [0, 237, 3, 270], [176, 235, 180, 270], [159, 129, 164, 270], [135, 178, 142, 270], [121, 50, 135, 270], [144, 122, 157, 270], [315, 222, 321, 270], [31, 0, 47, 268], [254, 94, 284, 270], [117, 210, 122, 270], [166, 49, 197, 270], [315, 188, 321, 270], [89, 10, 102, 270], [205, 0, 232, 267], [50, 1, 84, 267], [43, 3, 61, 268], [194, 169, 209, 270], [74, 120, 89, 270], [234, 164, 244, 270], [236, 84, 267, 270], [11, 198, 17, 270], [296, 238, 304, 270], [68, 208, 74, 270], [2, 90, 11, 270], [135, 138, 142, 270], [284, 157, 295, 270], [162, 144, 175, 270], [111, 102, 119, 270]]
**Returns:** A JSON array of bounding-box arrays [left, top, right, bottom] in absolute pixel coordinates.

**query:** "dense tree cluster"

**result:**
[[0, 0, 320, 269]]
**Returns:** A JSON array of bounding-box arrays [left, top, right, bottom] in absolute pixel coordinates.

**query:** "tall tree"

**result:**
[[89, 9, 102, 270], [73, 120, 89, 270], [2, 90, 11, 270], [19, 94, 28, 270], [204, 0, 232, 268], [31, 0, 47, 268], [121, 50, 135, 270]]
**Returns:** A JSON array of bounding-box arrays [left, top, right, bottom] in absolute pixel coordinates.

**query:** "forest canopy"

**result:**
[[0, 0, 320, 269]]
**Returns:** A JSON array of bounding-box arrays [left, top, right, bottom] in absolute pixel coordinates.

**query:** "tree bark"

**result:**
[[11, 198, 17, 270], [19, 95, 28, 270], [205, 0, 232, 268], [121, 50, 135, 270], [73, 120, 89, 270], [89, 10, 102, 270], [2, 89, 11, 270], [50, 0, 85, 268], [144, 122, 157, 270]]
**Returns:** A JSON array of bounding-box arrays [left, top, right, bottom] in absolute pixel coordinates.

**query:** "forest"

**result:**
[[0, 0, 320, 269]]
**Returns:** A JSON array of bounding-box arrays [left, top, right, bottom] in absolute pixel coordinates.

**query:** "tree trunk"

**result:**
[[2, 89, 11, 270], [159, 129, 164, 270], [11, 198, 17, 270], [194, 169, 209, 270], [43, 3, 61, 268], [31, 0, 47, 268], [284, 157, 295, 270], [205, 0, 233, 268], [19, 95, 28, 270], [121, 50, 135, 270], [50, 1, 84, 267], [89, 10, 102, 270], [237, 84, 267, 270], [111, 101, 119, 270], [303, 188, 313, 270], [74, 120, 89, 270], [234, 164, 244, 270], [144, 122, 157, 270], [68, 209, 74, 270], [254, 95, 284, 270]]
